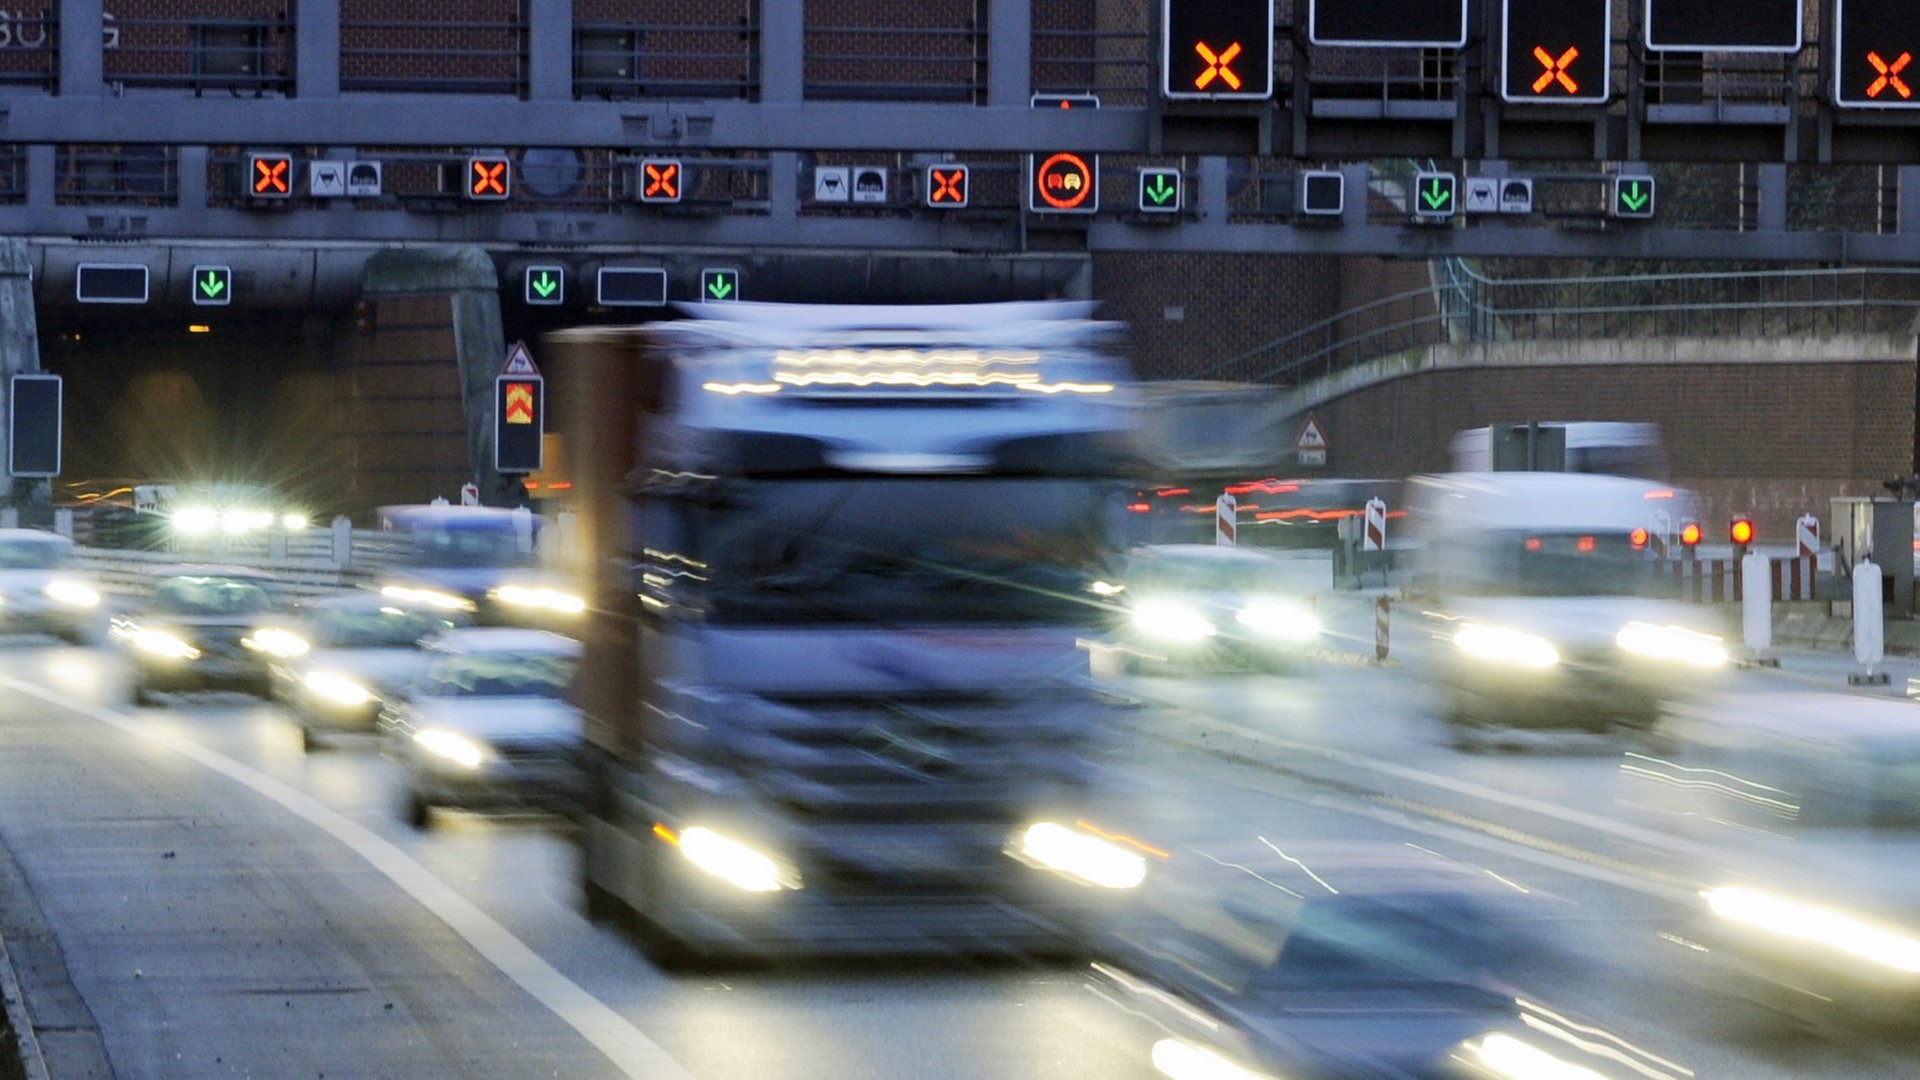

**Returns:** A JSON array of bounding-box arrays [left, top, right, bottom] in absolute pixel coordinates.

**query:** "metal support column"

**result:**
[[57, 0, 103, 97], [759, 0, 804, 104], [292, 0, 339, 99], [525, 0, 572, 102], [986, 0, 1031, 107]]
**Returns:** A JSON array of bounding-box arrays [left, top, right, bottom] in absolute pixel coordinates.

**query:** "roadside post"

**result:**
[[1851, 556, 1889, 685], [1740, 549, 1777, 667]]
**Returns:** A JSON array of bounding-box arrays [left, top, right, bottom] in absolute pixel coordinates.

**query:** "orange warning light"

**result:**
[[1193, 40, 1244, 91], [1680, 522, 1703, 546], [641, 159, 681, 202], [1867, 50, 1914, 99], [1630, 527, 1650, 549], [469, 157, 509, 199], [250, 154, 291, 196], [1531, 45, 1580, 94], [1729, 518, 1755, 546]]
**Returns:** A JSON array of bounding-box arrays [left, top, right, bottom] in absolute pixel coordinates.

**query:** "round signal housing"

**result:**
[[1680, 522, 1703, 546], [1729, 518, 1755, 546]]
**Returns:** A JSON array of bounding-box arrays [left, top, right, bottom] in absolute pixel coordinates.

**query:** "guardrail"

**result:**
[[69, 526, 413, 601]]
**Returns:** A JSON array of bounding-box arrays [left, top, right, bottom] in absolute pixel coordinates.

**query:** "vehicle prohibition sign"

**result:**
[[1030, 152, 1098, 213]]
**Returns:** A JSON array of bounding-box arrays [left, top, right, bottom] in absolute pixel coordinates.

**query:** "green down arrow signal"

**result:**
[[1420, 178, 1452, 210], [198, 271, 226, 298], [1619, 182, 1650, 212], [530, 271, 558, 298], [1145, 175, 1177, 206], [707, 276, 734, 300]]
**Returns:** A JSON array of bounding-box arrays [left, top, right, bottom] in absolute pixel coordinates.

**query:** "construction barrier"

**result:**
[[1666, 554, 1817, 603]]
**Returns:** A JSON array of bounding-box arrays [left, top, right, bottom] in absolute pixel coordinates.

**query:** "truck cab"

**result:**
[[549, 301, 1150, 965]]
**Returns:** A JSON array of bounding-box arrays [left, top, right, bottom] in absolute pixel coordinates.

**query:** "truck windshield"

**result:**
[[1476, 530, 1663, 598], [403, 528, 535, 568], [704, 478, 1115, 625]]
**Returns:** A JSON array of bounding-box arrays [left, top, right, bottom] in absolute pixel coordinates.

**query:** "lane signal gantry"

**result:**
[[926, 164, 969, 208], [1162, 0, 1275, 100], [639, 159, 683, 203], [1836, 0, 1920, 107]]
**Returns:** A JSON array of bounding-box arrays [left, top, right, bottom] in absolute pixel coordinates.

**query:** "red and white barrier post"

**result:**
[[1374, 596, 1390, 662], [1362, 497, 1386, 552], [1215, 493, 1237, 547], [1796, 514, 1819, 561]]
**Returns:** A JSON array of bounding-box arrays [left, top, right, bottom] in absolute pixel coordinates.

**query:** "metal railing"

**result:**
[[573, 20, 758, 101], [1196, 264, 1920, 387], [340, 17, 525, 96], [104, 15, 293, 96], [804, 25, 986, 102]]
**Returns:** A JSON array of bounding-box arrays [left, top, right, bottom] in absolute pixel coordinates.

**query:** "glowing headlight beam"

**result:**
[[1132, 599, 1215, 644], [1453, 625, 1560, 669], [132, 629, 199, 660], [303, 670, 373, 707], [1702, 886, 1920, 973], [413, 728, 487, 770], [1150, 1039, 1283, 1080], [676, 826, 799, 892], [380, 585, 476, 613], [171, 507, 218, 535], [1464, 1034, 1608, 1080], [42, 579, 100, 608], [492, 585, 587, 615], [1615, 622, 1728, 668], [1018, 822, 1147, 889], [1234, 601, 1321, 642], [242, 627, 310, 658]]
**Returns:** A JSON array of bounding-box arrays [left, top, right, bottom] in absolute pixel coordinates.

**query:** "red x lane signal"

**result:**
[[926, 164, 969, 208], [468, 156, 510, 200], [1193, 40, 1244, 91], [639, 158, 682, 203], [1530, 45, 1581, 94], [1868, 50, 1914, 99], [249, 154, 291, 197]]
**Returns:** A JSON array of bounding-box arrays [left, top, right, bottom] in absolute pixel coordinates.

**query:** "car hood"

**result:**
[[296, 648, 422, 695], [402, 696, 578, 742], [385, 566, 555, 600], [1446, 596, 1714, 647]]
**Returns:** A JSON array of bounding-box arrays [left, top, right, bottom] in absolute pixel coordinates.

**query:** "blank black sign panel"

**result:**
[[1309, 0, 1467, 48], [10, 374, 61, 477], [1646, 0, 1800, 51]]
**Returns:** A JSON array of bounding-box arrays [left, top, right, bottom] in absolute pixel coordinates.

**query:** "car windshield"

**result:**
[[0, 540, 68, 569], [403, 526, 536, 568], [1466, 529, 1664, 598], [1132, 555, 1291, 593], [422, 652, 576, 698], [699, 478, 1117, 625], [151, 576, 273, 615], [311, 607, 453, 648]]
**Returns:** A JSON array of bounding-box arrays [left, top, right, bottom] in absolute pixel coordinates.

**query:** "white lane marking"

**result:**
[[0, 675, 696, 1080]]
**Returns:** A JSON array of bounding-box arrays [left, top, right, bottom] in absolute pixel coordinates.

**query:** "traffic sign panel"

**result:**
[[1028, 96, 1099, 215], [1646, 0, 1800, 51], [1412, 172, 1457, 219], [192, 265, 232, 306], [1612, 175, 1656, 218], [1137, 168, 1181, 213], [638, 158, 683, 202], [75, 264, 148, 304], [524, 265, 564, 306], [1502, 0, 1610, 104], [700, 268, 740, 302], [248, 153, 292, 198], [597, 267, 669, 307], [1162, 0, 1275, 100], [494, 375, 543, 474], [9, 374, 59, 478], [1299, 171, 1344, 216], [926, 164, 969, 208], [467, 156, 511, 200], [1835, 0, 1920, 107], [1309, 0, 1466, 48]]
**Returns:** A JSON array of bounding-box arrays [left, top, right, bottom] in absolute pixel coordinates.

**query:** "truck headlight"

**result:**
[[132, 629, 200, 661], [1132, 599, 1215, 643], [1151, 1039, 1284, 1080], [1462, 1034, 1608, 1080], [1616, 622, 1728, 668], [220, 509, 275, 534], [42, 579, 100, 608], [491, 584, 587, 615], [281, 512, 311, 530], [1235, 601, 1320, 642], [1703, 886, 1920, 973], [1453, 625, 1560, 669], [304, 670, 373, 708], [172, 507, 218, 535], [413, 727, 489, 770], [668, 825, 801, 892], [1015, 821, 1148, 889]]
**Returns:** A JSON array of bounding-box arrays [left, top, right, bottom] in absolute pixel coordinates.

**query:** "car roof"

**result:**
[[301, 591, 448, 612], [425, 627, 580, 656]]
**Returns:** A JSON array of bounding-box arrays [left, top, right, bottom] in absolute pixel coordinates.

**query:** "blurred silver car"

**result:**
[[1109, 544, 1321, 673], [1090, 839, 1685, 1080], [113, 568, 285, 704], [262, 592, 465, 752], [0, 528, 103, 644], [378, 627, 583, 829]]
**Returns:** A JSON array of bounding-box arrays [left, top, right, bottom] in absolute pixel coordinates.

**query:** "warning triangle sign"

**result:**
[[502, 340, 540, 376], [1296, 415, 1328, 451]]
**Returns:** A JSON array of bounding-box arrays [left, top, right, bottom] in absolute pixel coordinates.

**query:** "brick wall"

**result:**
[[1094, 251, 1345, 380], [335, 295, 471, 511]]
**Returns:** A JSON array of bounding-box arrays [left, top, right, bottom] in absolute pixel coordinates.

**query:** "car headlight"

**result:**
[[303, 670, 373, 708], [281, 512, 311, 530], [1131, 599, 1215, 643], [1615, 622, 1728, 668], [1462, 1034, 1608, 1080], [172, 506, 218, 535], [242, 627, 310, 658], [220, 509, 275, 534], [1150, 1039, 1284, 1080], [132, 628, 200, 661], [491, 584, 587, 615], [413, 727, 490, 770], [1015, 821, 1148, 889], [1234, 600, 1321, 642], [42, 579, 100, 608], [1703, 886, 1920, 973], [666, 824, 802, 892], [380, 585, 476, 613], [1453, 624, 1560, 669]]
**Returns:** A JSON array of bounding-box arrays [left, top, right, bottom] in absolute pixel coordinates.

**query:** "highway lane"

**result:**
[[0, 635, 1911, 1077]]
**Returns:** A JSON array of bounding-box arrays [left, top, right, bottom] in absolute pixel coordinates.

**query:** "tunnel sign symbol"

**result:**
[[503, 381, 536, 424]]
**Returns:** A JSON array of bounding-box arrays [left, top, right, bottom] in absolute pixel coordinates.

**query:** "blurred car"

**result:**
[[0, 528, 104, 643], [1091, 838, 1685, 1080], [69, 480, 314, 550], [261, 592, 466, 752], [1108, 544, 1321, 672], [377, 627, 583, 829], [112, 568, 286, 704], [374, 504, 585, 628]]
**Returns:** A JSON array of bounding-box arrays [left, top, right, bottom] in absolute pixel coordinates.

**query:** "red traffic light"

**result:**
[[1729, 518, 1755, 545], [1679, 522, 1703, 546], [1630, 527, 1650, 549]]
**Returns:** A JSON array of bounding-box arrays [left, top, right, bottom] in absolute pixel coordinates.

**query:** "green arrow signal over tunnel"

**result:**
[[1619, 181, 1650, 212], [530, 271, 558, 297], [198, 270, 226, 298], [1420, 177, 1451, 210], [1145, 175, 1176, 205]]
